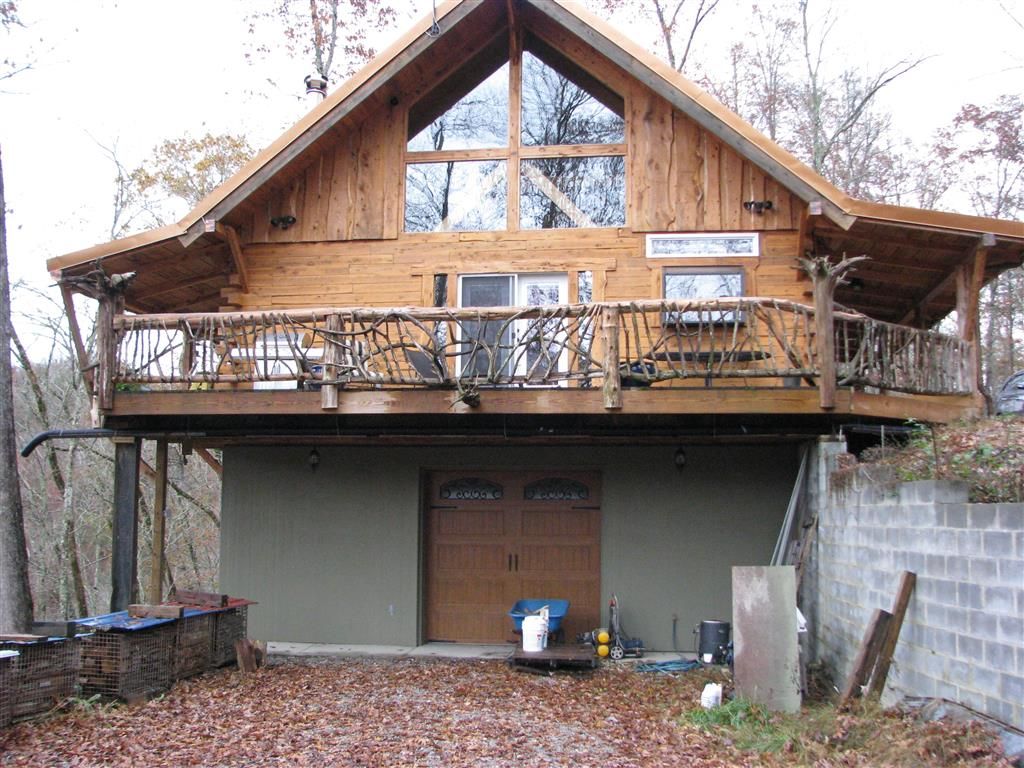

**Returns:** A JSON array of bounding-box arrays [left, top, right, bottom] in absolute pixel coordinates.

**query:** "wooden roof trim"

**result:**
[[47, 223, 185, 274]]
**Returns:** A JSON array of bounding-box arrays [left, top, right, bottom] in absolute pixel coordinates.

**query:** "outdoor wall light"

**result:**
[[308, 448, 320, 472], [674, 447, 687, 471], [270, 215, 297, 230], [742, 200, 774, 214]]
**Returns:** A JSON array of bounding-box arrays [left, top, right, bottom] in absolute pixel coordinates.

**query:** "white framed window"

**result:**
[[646, 232, 759, 259]]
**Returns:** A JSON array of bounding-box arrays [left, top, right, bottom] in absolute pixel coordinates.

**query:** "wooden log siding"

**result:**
[[107, 300, 971, 400]]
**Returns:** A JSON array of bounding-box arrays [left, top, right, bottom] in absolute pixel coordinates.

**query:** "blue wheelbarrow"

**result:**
[[508, 599, 570, 643]]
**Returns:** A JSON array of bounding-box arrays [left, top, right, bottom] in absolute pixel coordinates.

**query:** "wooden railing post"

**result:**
[[813, 276, 836, 410], [321, 313, 341, 410], [96, 293, 120, 412], [601, 305, 622, 410]]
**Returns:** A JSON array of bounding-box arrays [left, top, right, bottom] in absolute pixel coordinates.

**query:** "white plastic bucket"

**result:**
[[522, 615, 548, 653]]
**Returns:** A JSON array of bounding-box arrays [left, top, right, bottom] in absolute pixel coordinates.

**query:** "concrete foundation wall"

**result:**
[[813, 473, 1023, 729], [220, 444, 798, 649]]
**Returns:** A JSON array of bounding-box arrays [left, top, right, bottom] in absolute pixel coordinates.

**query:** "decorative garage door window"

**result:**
[[439, 477, 504, 501], [523, 478, 589, 501]]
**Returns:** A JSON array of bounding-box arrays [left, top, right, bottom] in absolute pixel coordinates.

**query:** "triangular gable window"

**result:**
[[404, 35, 626, 233]]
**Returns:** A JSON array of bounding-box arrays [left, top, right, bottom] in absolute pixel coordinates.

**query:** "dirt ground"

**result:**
[[0, 658, 1012, 767]]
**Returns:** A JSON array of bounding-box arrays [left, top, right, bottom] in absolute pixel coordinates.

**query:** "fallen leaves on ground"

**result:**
[[0, 658, 1011, 767]]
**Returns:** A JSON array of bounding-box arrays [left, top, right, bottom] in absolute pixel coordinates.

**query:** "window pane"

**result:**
[[461, 276, 514, 378], [408, 64, 510, 151], [405, 161, 507, 232], [521, 52, 624, 146], [520, 156, 625, 229], [664, 270, 744, 324]]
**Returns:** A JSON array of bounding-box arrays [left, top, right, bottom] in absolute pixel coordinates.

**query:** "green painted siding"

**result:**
[[221, 444, 798, 649]]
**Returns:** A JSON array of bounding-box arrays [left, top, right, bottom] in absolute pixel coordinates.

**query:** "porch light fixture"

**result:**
[[308, 448, 320, 472], [742, 200, 773, 214], [674, 447, 686, 471]]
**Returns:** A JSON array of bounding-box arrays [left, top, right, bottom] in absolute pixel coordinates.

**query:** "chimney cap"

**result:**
[[304, 74, 329, 99]]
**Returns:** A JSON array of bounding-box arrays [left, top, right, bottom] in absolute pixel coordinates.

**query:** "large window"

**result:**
[[663, 267, 746, 324], [405, 40, 626, 233]]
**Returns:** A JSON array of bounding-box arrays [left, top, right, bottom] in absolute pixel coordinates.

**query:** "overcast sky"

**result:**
[[2, 0, 1022, 299]]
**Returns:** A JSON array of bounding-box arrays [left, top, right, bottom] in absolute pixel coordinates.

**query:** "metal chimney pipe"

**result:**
[[304, 74, 328, 102]]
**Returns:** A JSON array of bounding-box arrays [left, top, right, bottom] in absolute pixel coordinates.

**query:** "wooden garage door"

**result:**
[[425, 471, 601, 643]]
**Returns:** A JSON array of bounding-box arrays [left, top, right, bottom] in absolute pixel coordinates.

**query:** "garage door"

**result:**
[[425, 471, 601, 643]]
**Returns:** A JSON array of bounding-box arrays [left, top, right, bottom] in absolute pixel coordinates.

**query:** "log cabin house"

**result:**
[[46, 0, 1024, 648]]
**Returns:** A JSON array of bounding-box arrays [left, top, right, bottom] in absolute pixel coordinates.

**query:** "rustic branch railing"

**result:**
[[107, 299, 972, 408]]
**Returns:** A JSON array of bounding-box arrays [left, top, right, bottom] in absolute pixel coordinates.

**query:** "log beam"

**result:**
[[59, 283, 95, 397], [111, 437, 142, 612], [900, 233, 995, 326], [214, 223, 249, 293]]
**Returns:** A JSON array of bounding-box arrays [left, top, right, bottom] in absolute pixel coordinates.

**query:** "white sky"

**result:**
[[2, 0, 1021, 301]]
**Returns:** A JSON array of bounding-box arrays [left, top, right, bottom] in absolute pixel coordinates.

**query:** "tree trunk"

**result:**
[[0, 145, 34, 632]]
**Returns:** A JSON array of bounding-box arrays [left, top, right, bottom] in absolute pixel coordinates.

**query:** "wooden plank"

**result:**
[[194, 447, 223, 478], [128, 604, 184, 620], [172, 589, 229, 608], [867, 571, 916, 698], [110, 437, 142, 612], [149, 439, 168, 605], [839, 608, 892, 709], [214, 223, 249, 293]]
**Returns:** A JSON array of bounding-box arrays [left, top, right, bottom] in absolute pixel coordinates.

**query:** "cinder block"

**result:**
[[997, 559, 1023, 586], [983, 531, 1014, 558], [972, 666, 1000, 692], [902, 482, 930, 504], [907, 552, 927, 571], [984, 586, 1016, 614], [945, 607, 969, 633], [968, 506, 997, 530], [957, 634, 984, 660], [970, 610, 998, 637], [945, 556, 970, 580], [944, 504, 968, 528], [970, 557, 998, 583], [996, 504, 1023, 531], [925, 553, 946, 577], [985, 641, 1016, 671], [934, 678, 958, 701], [957, 531, 984, 557], [998, 615, 1023, 646], [985, 696, 1014, 727], [948, 659, 972, 686], [926, 627, 957, 655], [1001, 674, 1024, 704], [909, 504, 939, 528], [935, 528, 959, 554], [910, 669, 939, 698], [957, 582, 983, 610], [932, 481, 969, 504], [958, 687, 986, 713], [933, 578, 958, 606]]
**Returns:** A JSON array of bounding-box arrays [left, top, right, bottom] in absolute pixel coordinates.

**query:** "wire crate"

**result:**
[[0, 638, 79, 720], [212, 606, 248, 667], [0, 650, 17, 728], [79, 625, 174, 701], [173, 613, 214, 680]]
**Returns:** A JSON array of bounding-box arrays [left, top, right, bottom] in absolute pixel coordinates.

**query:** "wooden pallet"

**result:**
[[510, 645, 598, 673]]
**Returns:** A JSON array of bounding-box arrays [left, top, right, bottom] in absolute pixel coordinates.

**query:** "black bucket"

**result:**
[[698, 620, 730, 664]]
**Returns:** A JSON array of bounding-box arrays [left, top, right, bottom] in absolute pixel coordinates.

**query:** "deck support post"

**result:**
[[812, 275, 836, 410], [148, 439, 168, 604], [601, 305, 621, 409], [111, 436, 142, 612], [955, 236, 992, 397]]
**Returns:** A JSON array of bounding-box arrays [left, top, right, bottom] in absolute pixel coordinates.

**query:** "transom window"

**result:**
[[405, 38, 626, 233], [663, 267, 746, 324]]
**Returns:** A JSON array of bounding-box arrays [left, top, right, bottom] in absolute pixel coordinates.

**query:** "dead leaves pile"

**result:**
[[0, 658, 1011, 767]]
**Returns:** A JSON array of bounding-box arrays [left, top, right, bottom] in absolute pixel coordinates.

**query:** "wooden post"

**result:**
[[955, 238, 991, 397], [321, 313, 341, 410], [812, 273, 836, 410], [839, 608, 892, 709], [601, 306, 621, 409], [111, 437, 142, 612], [59, 284, 95, 397], [148, 439, 168, 605], [868, 571, 916, 697], [96, 294, 116, 411]]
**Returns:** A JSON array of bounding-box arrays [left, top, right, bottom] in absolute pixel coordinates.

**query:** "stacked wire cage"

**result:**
[[0, 650, 17, 728], [173, 612, 214, 680], [211, 605, 248, 667], [0, 639, 79, 720], [78, 624, 175, 701]]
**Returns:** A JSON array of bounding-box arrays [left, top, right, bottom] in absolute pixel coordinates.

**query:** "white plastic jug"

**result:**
[[700, 682, 723, 709]]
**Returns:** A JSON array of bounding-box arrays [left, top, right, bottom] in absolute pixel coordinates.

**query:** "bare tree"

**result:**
[[592, 0, 721, 74], [0, 146, 34, 632]]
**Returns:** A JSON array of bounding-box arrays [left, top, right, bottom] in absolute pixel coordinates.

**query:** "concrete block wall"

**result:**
[[812, 473, 1023, 729]]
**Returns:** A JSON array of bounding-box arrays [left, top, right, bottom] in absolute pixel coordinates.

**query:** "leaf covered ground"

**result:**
[[0, 658, 1011, 767], [846, 417, 1024, 503]]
